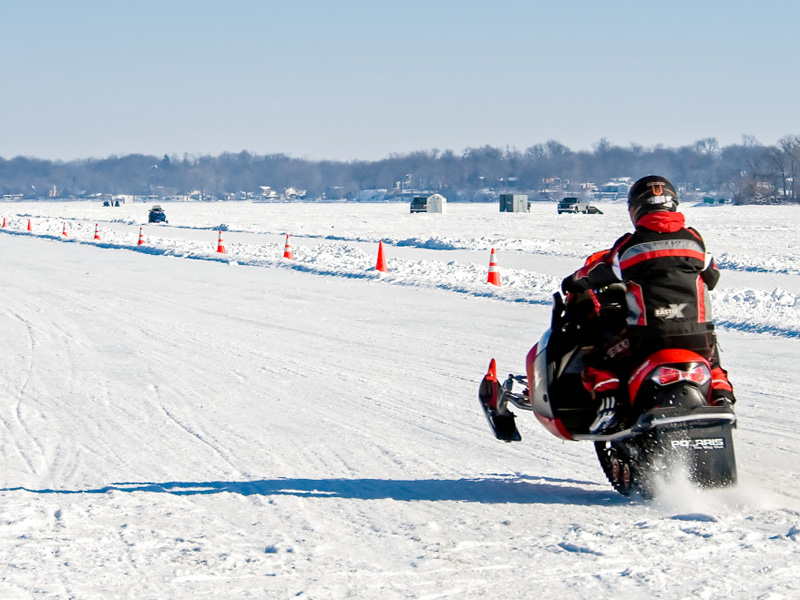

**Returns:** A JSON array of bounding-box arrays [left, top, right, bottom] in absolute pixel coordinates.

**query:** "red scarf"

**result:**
[[636, 211, 685, 233]]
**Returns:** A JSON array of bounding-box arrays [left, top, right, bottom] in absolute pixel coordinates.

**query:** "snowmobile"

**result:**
[[148, 205, 168, 224], [478, 284, 737, 497]]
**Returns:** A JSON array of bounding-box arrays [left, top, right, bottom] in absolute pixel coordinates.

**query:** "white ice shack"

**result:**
[[499, 194, 529, 212], [426, 193, 447, 213]]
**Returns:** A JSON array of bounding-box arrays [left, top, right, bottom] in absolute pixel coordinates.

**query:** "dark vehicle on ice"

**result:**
[[148, 205, 168, 223], [410, 196, 428, 213]]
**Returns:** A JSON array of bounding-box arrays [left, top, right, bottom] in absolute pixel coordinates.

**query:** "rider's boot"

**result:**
[[589, 393, 622, 434]]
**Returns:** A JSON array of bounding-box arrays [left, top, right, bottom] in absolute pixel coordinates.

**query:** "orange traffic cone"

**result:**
[[216, 230, 226, 254], [480, 358, 499, 410], [62, 223, 68, 237], [487, 248, 501, 286], [376, 241, 388, 272], [27, 218, 32, 232], [137, 227, 144, 246], [283, 233, 294, 259], [94, 224, 100, 240]]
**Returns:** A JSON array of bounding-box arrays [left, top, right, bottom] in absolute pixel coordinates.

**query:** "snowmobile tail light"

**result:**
[[685, 365, 711, 385], [652, 365, 710, 386], [655, 367, 682, 385]]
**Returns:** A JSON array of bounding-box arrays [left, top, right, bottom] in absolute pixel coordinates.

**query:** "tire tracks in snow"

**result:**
[[156, 393, 244, 478], [0, 299, 48, 477], [136, 318, 247, 479]]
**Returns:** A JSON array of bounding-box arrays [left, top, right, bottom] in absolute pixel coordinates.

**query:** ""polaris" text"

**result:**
[[671, 438, 725, 450]]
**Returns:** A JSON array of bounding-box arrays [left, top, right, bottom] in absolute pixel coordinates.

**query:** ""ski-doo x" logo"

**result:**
[[671, 438, 725, 450]]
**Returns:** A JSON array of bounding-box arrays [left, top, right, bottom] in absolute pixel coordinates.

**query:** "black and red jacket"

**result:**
[[562, 212, 720, 337]]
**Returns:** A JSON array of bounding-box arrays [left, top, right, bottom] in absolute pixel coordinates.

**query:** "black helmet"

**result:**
[[627, 175, 678, 223]]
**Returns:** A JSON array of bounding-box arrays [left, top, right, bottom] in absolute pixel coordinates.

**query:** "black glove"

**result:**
[[561, 275, 590, 295]]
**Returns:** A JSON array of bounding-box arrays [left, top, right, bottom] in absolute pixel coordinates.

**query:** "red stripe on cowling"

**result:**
[[534, 413, 573, 440]]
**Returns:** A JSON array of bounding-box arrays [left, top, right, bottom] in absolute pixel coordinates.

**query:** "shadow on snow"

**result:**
[[1, 475, 624, 506]]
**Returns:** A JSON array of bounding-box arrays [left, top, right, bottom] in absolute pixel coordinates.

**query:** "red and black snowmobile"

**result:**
[[478, 284, 737, 497]]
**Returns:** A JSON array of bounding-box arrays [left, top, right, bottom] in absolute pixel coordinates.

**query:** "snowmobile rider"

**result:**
[[560, 175, 735, 434]]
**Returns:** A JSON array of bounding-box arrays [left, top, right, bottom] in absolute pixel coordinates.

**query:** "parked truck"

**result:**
[[557, 197, 602, 214]]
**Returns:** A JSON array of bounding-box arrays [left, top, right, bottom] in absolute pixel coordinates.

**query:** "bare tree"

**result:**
[[778, 135, 800, 201], [765, 145, 791, 200]]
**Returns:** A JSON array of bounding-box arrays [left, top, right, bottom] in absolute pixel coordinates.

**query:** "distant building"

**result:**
[[259, 186, 279, 201], [595, 178, 632, 200], [354, 189, 389, 202], [283, 187, 307, 201]]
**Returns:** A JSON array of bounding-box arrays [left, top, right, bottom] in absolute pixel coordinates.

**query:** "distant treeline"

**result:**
[[1, 135, 798, 204]]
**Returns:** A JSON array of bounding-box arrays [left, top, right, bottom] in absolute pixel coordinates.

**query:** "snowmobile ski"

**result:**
[[478, 359, 522, 442]]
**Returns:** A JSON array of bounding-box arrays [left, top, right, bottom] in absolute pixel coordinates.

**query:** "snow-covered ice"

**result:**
[[0, 200, 798, 599]]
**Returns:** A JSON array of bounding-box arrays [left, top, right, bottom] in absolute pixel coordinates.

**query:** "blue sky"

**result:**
[[1, 0, 797, 161]]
